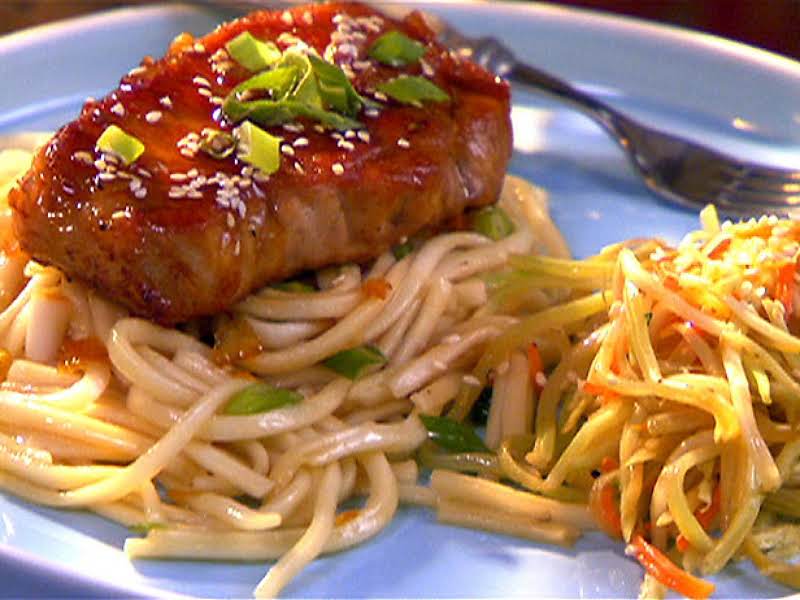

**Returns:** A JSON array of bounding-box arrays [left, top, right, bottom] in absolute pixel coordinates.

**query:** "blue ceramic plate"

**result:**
[[1, 2, 800, 598]]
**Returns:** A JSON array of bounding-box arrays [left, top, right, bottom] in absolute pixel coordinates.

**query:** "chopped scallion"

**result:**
[[225, 97, 362, 131], [225, 32, 281, 72], [323, 345, 386, 379], [199, 129, 236, 159], [377, 75, 449, 105], [419, 414, 490, 453], [231, 66, 299, 102], [235, 121, 281, 175], [224, 382, 302, 415], [272, 280, 315, 293], [95, 125, 144, 165], [307, 54, 363, 117], [472, 206, 514, 241], [392, 240, 415, 260], [369, 30, 426, 67]]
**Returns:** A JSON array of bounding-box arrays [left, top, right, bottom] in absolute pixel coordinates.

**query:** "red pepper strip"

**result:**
[[362, 278, 392, 300], [600, 456, 619, 473], [663, 274, 680, 292], [775, 261, 797, 316], [630, 535, 715, 599], [527, 343, 544, 391], [582, 381, 620, 403], [706, 236, 731, 260]]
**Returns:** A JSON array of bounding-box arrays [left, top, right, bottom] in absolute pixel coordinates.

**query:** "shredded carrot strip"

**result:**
[[362, 278, 392, 300], [600, 456, 619, 473], [677, 485, 721, 553], [527, 343, 544, 391], [630, 535, 715, 599], [775, 260, 796, 316], [582, 381, 620, 402]]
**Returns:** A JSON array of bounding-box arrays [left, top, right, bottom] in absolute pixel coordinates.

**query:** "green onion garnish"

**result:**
[[377, 75, 449, 105], [235, 121, 281, 175], [199, 129, 236, 159], [95, 125, 144, 166], [272, 280, 315, 293], [323, 345, 386, 379], [307, 54, 363, 117], [419, 414, 490, 453], [392, 240, 415, 260], [231, 66, 300, 102], [472, 206, 514, 241], [129, 522, 167, 535], [224, 382, 302, 415], [226, 32, 281, 72], [369, 31, 426, 67], [225, 97, 362, 131]]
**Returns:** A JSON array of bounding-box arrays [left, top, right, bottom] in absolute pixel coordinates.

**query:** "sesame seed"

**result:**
[[303, 11, 313, 24], [420, 59, 434, 77], [210, 96, 224, 105], [352, 60, 372, 71], [234, 240, 241, 256], [397, 138, 411, 149], [193, 42, 206, 53], [357, 130, 371, 143], [281, 11, 294, 25], [192, 76, 211, 87], [180, 149, 195, 158], [293, 137, 309, 147], [129, 178, 142, 191], [344, 130, 356, 139], [294, 161, 305, 174], [313, 124, 326, 133], [197, 87, 212, 97], [170, 173, 187, 182], [94, 159, 107, 171], [462, 374, 481, 386], [98, 172, 116, 181], [373, 91, 388, 102], [110, 102, 126, 117], [253, 171, 270, 183], [137, 168, 151, 178], [127, 66, 147, 77], [282, 123, 304, 133], [338, 140, 355, 151], [72, 151, 93, 164], [333, 13, 344, 24], [281, 145, 296, 157], [145, 110, 162, 123], [332, 162, 344, 175], [364, 108, 380, 118], [226, 212, 235, 228], [237, 203, 246, 218], [239, 178, 252, 188], [186, 168, 198, 178], [187, 190, 203, 199], [134, 188, 147, 199], [168, 187, 186, 199]]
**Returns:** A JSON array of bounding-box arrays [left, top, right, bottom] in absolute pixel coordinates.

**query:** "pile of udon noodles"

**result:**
[[0, 139, 573, 598]]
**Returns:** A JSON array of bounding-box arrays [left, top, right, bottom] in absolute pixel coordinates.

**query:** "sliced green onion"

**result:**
[[199, 129, 236, 159], [323, 345, 386, 379], [225, 97, 362, 131], [224, 382, 302, 415], [392, 240, 415, 260], [307, 54, 362, 117], [235, 121, 281, 175], [95, 125, 144, 165], [231, 66, 299, 102], [272, 280, 315, 293], [275, 51, 323, 108], [225, 32, 281, 72], [129, 522, 167, 535], [377, 75, 449, 105], [472, 206, 514, 241], [419, 414, 490, 453], [369, 30, 426, 67]]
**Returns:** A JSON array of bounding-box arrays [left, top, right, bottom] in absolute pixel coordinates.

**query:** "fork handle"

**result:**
[[507, 61, 618, 129]]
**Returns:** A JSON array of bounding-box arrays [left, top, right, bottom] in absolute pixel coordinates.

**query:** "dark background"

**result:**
[[1, 1, 799, 61]]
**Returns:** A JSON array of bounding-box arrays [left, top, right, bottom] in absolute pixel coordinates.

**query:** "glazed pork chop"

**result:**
[[9, 1, 511, 324]]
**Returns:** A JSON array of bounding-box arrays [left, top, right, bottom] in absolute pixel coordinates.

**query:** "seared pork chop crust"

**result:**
[[10, 2, 511, 323]]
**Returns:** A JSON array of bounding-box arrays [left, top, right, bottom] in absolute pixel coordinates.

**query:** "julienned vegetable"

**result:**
[[420, 414, 490, 453], [224, 382, 302, 415], [95, 125, 144, 165], [323, 345, 386, 379], [369, 30, 426, 66]]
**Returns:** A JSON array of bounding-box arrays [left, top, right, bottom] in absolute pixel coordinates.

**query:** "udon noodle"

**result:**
[[5, 134, 800, 599]]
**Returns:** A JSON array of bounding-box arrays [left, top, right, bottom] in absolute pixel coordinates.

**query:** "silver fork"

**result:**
[[434, 23, 800, 216]]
